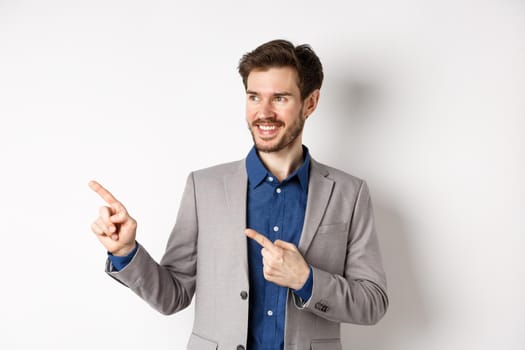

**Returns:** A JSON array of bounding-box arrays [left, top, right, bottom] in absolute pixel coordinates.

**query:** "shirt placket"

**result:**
[[262, 177, 285, 348]]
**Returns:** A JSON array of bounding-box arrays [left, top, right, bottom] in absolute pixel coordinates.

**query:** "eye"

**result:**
[[274, 96, 287, 103], [248, 94, 259, 102]]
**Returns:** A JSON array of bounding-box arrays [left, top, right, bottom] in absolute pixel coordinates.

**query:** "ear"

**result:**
[[302, 89, 320, 119]]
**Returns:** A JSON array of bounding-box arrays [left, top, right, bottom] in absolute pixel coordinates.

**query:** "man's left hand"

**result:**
[[245, 228, 310, 290]]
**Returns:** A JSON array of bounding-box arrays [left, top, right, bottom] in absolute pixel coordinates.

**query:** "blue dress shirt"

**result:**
[[245, 146, 313, 350], [108, 146, 314, 350]]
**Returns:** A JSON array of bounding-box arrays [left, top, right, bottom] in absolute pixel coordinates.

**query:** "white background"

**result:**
[[1, 0, 523, 349]]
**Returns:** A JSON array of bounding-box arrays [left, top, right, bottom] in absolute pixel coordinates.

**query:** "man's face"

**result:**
[[245, 67, 306, 153]]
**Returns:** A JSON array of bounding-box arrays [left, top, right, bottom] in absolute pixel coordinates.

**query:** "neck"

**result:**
[[257, 138, 304, 182]]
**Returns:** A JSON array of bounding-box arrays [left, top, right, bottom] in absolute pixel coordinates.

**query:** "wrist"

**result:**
[[292, 265, 313, 302], [293, 263, 311, 290], [111, 242, 136, 257]]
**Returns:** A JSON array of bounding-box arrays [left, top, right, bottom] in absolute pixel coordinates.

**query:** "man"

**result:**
[[90, 39, 388, 350]]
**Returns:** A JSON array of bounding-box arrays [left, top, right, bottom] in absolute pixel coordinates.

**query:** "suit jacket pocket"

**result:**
[[317, 222, 348, 235], [187, 333, 218, 350], [310, 338, 342, 350]]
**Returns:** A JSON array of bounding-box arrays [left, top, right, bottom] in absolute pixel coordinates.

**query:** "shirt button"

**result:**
[[268, 176, 274, 182], [273, 226, 279, 232], [276, 188, 281, 194], [240, 291, 248, 300], [237, 346, 245, 350], [267, 310, 273, 316]]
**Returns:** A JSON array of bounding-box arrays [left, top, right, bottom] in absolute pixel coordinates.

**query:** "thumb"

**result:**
[[110, 210, 128, 224], [274, 239, 297, 251]]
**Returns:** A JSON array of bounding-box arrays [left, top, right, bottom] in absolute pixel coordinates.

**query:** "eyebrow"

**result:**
[[246, 90, 293, 97]]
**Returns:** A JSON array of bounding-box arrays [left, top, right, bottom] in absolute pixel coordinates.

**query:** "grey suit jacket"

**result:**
[[107, 157, 388, 350]]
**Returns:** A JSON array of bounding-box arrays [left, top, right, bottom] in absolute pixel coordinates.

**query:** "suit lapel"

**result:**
[[223, 160, 249, 282], [220, 158, 333, 276], [298, 159, 334, 254]]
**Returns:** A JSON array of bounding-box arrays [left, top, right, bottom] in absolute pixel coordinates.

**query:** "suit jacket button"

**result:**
[[240, 291, 248, 300], [237, 345, 245, 350]]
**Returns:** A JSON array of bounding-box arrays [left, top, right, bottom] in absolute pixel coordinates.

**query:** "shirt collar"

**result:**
[[245, 145, 311, 191]]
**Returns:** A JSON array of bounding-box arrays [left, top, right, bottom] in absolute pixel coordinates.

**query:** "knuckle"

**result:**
[[92, 223, 103, 235], [95, 218, 104, 227], [99, 206, 109, 216]]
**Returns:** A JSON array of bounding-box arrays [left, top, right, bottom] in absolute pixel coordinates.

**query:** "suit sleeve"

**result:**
[[105, 173, 198, 315], [293, 181, 389, 325]]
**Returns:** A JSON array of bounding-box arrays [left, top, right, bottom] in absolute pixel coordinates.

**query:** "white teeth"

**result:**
[[259, 125, 276, 131]]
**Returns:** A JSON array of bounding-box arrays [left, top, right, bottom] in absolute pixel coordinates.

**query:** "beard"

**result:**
[[248, 108, 305, 153]]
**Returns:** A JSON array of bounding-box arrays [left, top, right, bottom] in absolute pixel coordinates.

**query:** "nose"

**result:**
[[257, 100, 275, 119]]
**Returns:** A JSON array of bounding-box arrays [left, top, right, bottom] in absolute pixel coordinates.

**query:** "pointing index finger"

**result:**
[[245, 228, 275, 251], [88, 180, 122, 207]]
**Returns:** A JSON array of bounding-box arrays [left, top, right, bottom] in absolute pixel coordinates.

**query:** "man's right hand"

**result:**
[[89, 180, 137, 256]]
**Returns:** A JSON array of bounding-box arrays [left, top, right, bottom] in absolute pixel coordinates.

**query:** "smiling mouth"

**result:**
[[251, 118, 284, 140], [254, 122, 282, 138], [253, 118, 283, 128]]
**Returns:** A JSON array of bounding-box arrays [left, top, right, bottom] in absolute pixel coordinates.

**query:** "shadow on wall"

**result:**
[[330, 77, 430, 348], [342, 204, 429, 349]]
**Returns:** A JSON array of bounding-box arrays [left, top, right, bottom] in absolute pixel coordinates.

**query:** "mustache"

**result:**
[[251, 118, 284, 127]]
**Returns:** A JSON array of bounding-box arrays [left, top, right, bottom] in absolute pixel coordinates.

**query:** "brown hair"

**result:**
[[238, 39, 324, 100]]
